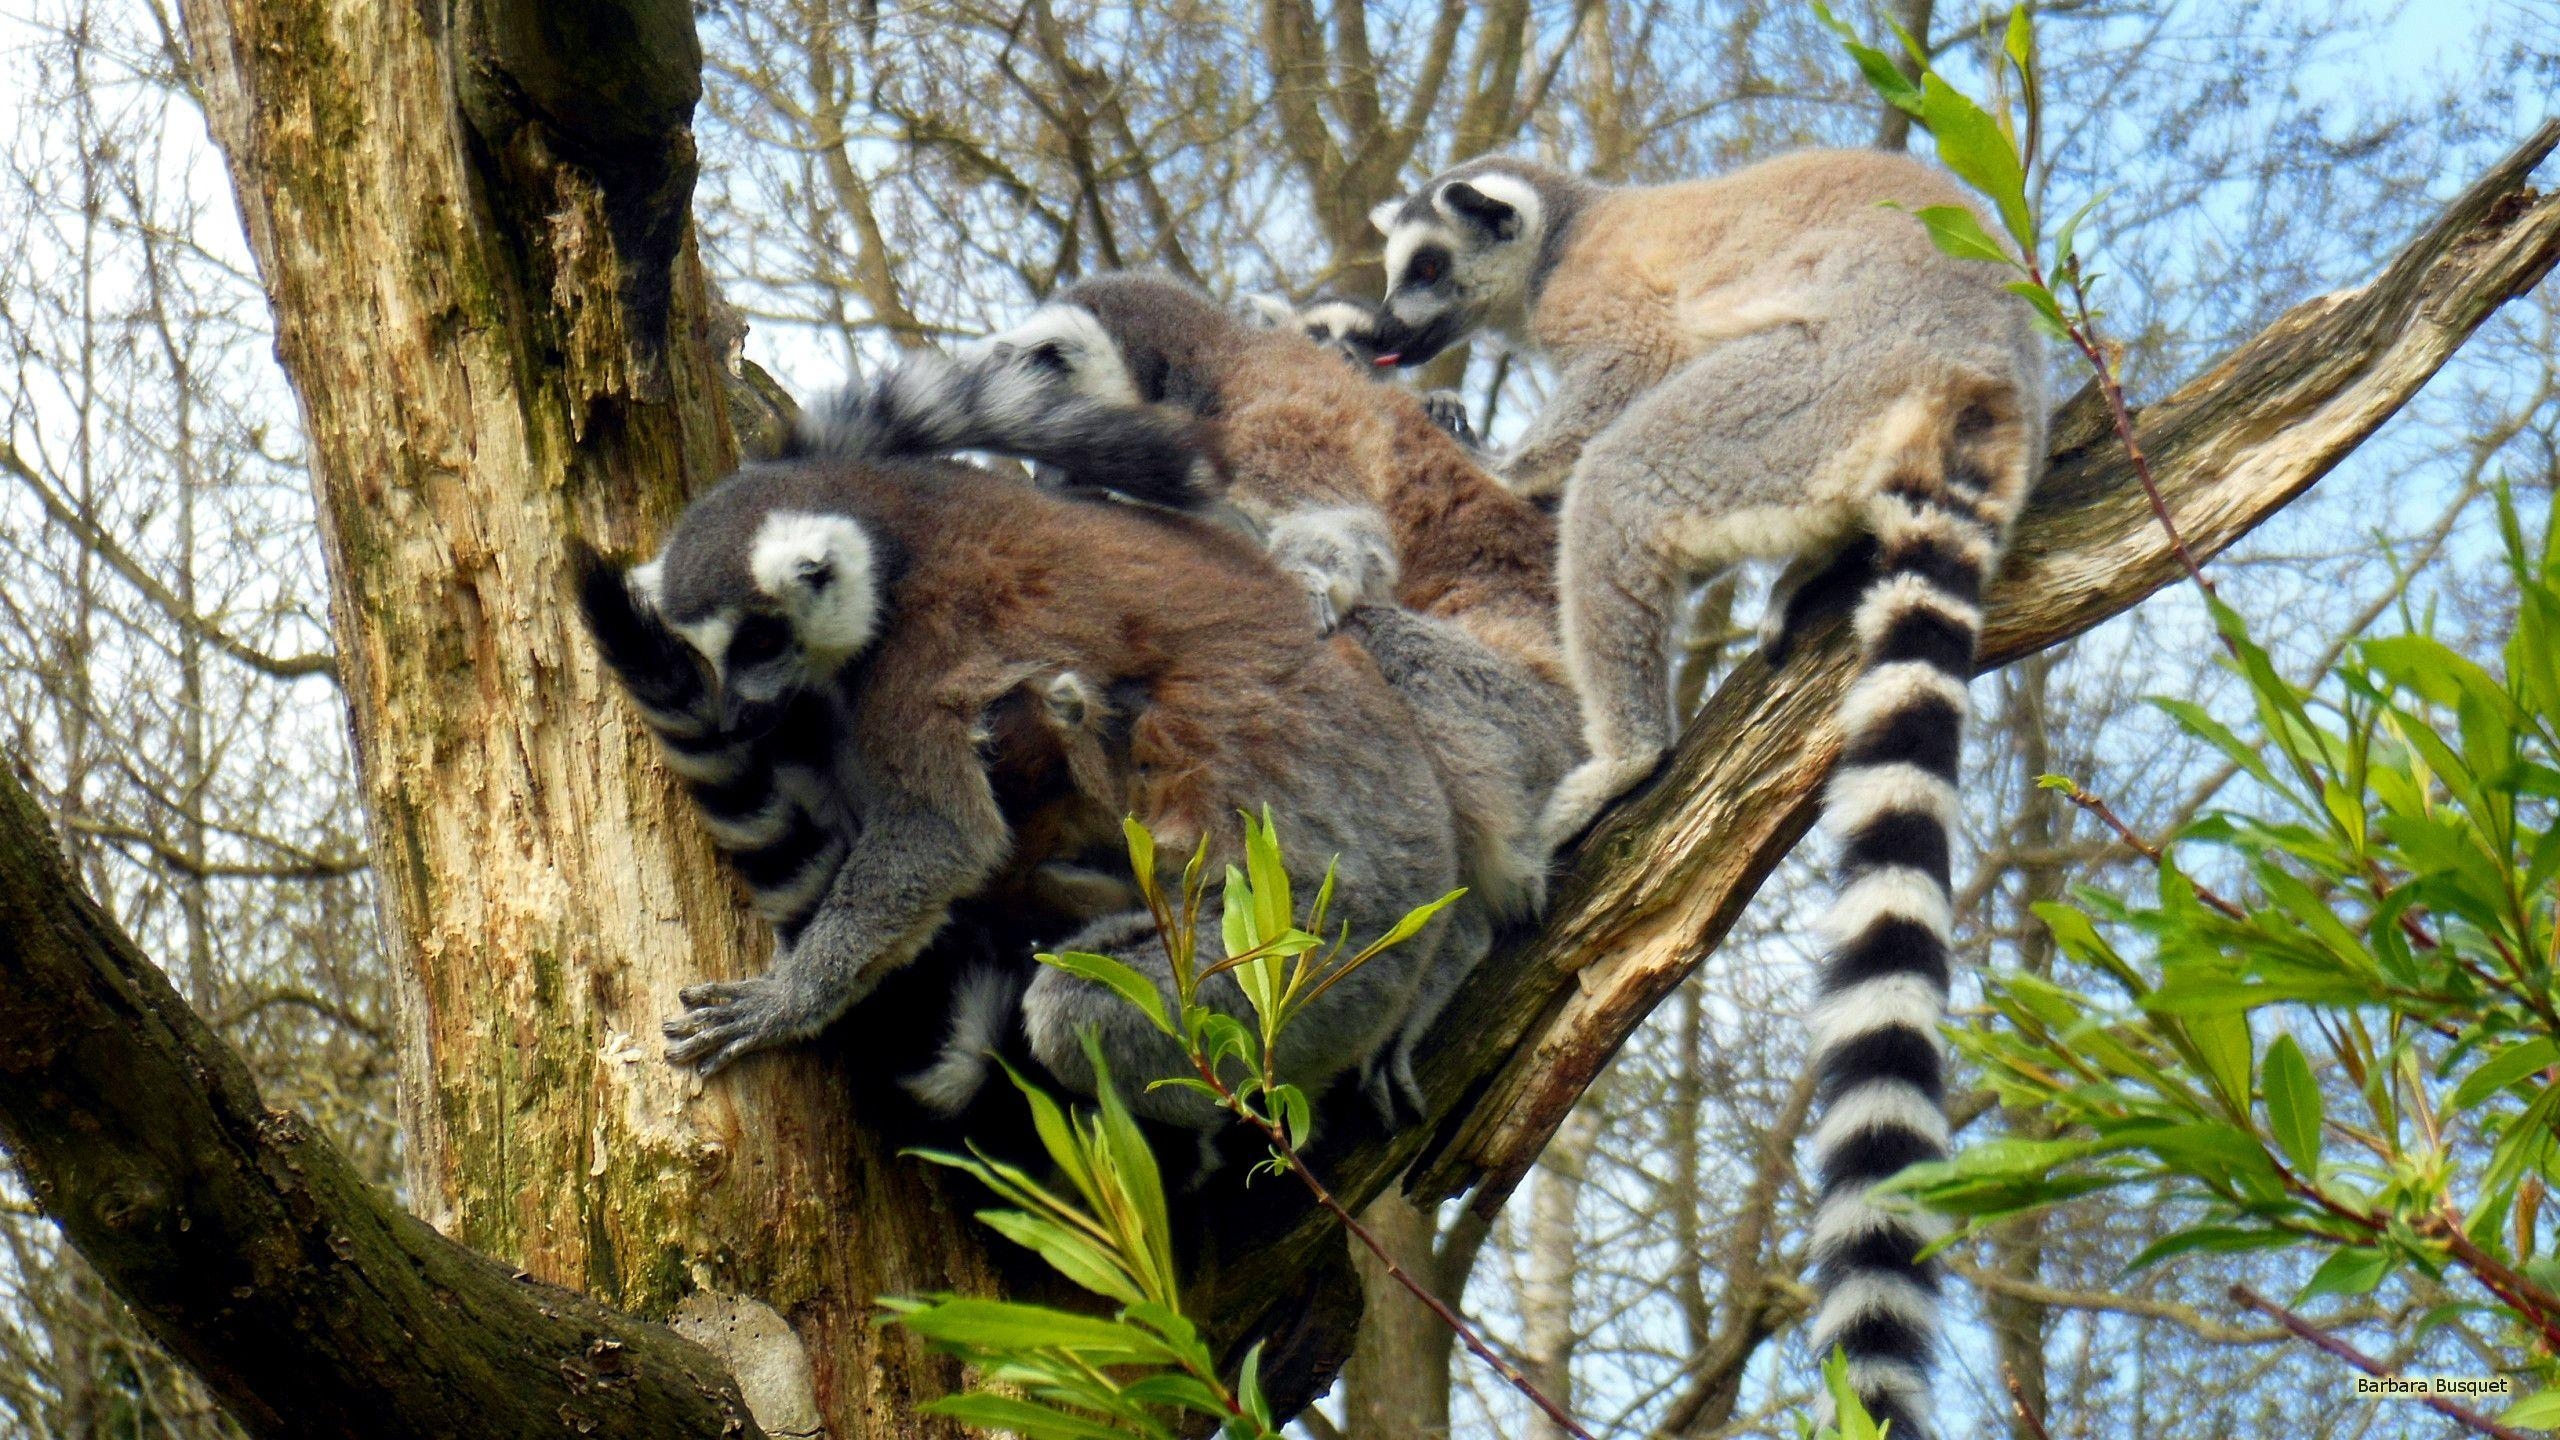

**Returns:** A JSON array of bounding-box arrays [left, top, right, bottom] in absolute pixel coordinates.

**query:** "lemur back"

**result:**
[[1367, 149, 2046, 1438]]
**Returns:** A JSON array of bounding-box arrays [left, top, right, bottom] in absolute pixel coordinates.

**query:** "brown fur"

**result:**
[[1061, 275, 1567, 688], [795, 455, 1418, 875]]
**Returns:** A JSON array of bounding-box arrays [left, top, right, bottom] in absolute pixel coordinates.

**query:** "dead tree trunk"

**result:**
[[174, 1, 991, 1434]]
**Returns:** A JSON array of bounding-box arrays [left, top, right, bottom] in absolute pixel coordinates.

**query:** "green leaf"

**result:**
[[2187, 1008, 2254, 1109], [898, 1297, 1166, 1360], [1242, 806, 1291, 942], [2004, 280, 2071, 340], [1039, 950, 1174, 1036], [1819, 1346, 1890, 1440], [2121, 1225, 2299, 1276], [2484, 1083, 2560, 1198], [2002, 4, 2033, 72], [922, 1392, 1147, 1440], [1353, 886, 1467, 961], [2298, 1245, 2392, 1303], [976, 1211, 1144, 1306], [2501, 1390, 2560, 1427], [2263, 1034, 2324, 1175], [1918, 74, 2033, 249], [1896, 202, 2014, 267], [2454, 1039, 2560, 1111], [1121, 815, 1158, 903], [1809, 0, 1925, 118], [2052, 189, 2107, 269]]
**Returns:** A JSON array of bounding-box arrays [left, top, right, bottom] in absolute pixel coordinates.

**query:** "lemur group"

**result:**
[[578, 145, 2046, 1437]]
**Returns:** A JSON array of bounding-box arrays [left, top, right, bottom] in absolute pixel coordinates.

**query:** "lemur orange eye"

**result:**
[[1408, 252, 1446, 286]]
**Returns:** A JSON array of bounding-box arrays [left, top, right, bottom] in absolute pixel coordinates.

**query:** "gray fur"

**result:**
[[1371, 150, 2049, 1438]]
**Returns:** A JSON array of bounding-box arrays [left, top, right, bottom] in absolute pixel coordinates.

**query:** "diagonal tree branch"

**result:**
[[1195, 123, 2560, 1361], [0, 758, 763, 1439]]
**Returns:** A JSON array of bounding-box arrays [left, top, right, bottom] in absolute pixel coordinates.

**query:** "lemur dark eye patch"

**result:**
[[729, 614, 791, 666], [1406, 248, 1449, 286]]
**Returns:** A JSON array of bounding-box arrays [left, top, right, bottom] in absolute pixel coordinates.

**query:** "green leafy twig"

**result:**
[[1052, 813, 1599, 1439]]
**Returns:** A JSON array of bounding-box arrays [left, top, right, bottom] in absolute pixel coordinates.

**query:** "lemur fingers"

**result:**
[[663, 976, 816, 1075], [1266, 506, 1401, 634]]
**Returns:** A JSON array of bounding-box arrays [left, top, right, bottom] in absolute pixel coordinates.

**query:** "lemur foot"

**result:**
[[1418, 390, 1479, 449], [663, 975, 824, 1076], [1538, 749, 1664, 851], [1266, 506, 1400, 634]]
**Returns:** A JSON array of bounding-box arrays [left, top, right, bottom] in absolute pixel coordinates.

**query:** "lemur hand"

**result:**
[[1418, 390, 1479, 450], [663, 974, 828, 1076], [1266, 506, 1400, 633]]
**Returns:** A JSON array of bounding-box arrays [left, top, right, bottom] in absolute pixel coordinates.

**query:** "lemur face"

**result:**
[[1239, 293, 1397, 367], [638, 507, 880, 738], [1368, 168, 1547, 368], [973, 304, 1146, 404]]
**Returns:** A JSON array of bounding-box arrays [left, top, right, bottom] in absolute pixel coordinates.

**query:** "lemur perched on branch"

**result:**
[[1362, 150, 2047, 1439], [575, 440, 1463, 1131]]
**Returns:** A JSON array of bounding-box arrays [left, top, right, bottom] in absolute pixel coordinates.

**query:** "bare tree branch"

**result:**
[[1, 441, 337, 682]]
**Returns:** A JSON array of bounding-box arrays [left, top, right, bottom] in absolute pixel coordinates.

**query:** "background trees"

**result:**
[[0, 1, 2552, 1436]]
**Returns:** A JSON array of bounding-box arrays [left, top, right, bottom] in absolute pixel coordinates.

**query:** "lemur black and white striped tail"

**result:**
[[793, 351, 1215, 512], [571, 542, 848, 940], [1804, 386, 2032, 1440]]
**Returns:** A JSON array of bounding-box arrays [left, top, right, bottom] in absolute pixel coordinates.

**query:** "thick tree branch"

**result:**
[[1195, 123, 2560, 1372], [0, 760, 762, 1438]]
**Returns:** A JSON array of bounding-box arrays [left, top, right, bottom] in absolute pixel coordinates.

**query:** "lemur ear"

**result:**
[[1235, 293, 1297, 330], [1439, 181, 1521, 240], [1368, 198, 1403, 236]]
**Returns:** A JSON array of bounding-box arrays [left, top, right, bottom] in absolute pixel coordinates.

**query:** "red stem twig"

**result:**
[[1188, 1051, 1597, 1440], [2229, 1285, 2533, 1440]]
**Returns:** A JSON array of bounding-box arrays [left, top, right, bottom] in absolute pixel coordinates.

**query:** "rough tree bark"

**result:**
[[172, 0, 993, 1434], [0, 765, 763, 1437], [0, 3, 2551, 1428]]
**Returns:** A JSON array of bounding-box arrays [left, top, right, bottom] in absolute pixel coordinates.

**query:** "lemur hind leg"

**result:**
[[1538, 327, 1866, 850]]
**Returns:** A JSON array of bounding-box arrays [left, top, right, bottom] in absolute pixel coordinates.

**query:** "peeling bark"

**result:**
[[175, 1, 992, 1434]]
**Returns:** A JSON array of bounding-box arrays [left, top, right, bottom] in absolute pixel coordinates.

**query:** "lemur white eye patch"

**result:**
[[748, 511, 880, 659], [976, 305, 1139, 405]]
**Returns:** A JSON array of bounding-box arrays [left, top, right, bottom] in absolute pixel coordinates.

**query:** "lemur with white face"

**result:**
[[1363, 151, 2046, 1438], [806, 276, 1585, 1111], [576, 447, 1463, 1132], [1236, 293, 1483, 451]]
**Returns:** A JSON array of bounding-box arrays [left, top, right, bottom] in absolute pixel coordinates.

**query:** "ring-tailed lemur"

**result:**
[[1237, 293, 1483, 452], [1363, 150, 2046, 1438], [800, 276, 1584, 1111], [578, 450, 1462, 1130]]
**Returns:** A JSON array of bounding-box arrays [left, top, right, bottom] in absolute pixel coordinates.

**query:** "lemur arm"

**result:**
[[664, 727, 1012, 1076], [1498, 349, 1672, 501]]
